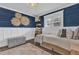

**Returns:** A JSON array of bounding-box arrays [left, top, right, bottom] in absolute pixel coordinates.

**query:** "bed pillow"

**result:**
[[71, 31, 74, 39], [57, 29, 62, 37], [73, 28, 79, 39], [66, 29, 73, 39], [61, 29, 66, 38]]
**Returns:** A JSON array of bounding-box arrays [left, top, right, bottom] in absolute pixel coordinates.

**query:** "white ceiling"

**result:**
[[0, 3, 76, 16]]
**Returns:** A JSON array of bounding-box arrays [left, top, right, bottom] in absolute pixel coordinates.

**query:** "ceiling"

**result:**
[[0, 3, 76, 16]]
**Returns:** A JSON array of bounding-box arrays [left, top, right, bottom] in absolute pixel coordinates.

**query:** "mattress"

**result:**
[[43, 36, 71, 51]]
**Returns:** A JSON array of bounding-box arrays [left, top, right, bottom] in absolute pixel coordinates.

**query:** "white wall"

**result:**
[[0, 28, 35, 47]]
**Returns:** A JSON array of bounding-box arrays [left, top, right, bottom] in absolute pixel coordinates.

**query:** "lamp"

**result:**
[[31, 3, 39, 7]]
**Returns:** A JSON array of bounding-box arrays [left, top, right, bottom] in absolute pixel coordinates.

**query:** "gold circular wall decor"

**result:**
[[21, 16, 30, 26], [15, 12, 22, 19], [11, 17, 21, 26]]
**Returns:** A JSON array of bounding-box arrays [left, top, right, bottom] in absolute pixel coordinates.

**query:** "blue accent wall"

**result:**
[[40, 4, 79, 27], [64, 4, 79, 27], [0, 7, 35, 27]]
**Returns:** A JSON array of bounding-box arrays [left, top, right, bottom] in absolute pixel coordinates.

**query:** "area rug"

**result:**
[[0, 43, 51, 55]]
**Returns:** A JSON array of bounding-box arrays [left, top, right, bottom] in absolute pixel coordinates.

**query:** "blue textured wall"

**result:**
[[64, 4, 79, 26], [0, 7, 35, 27], [41, 4, 79, 27]]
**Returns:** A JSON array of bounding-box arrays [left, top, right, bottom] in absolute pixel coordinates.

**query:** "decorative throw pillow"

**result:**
[[71, 31, 74, 39], [77, 29, 79, 39], [66, 29, 73, 39], [57, 29, 62, 37], [61, 29, 66, 37], [73, 28, 78, 39], [73, 28, 79, 39]]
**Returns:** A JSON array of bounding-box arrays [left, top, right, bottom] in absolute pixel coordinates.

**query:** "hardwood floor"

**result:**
[[0, 43, 51, 55], [0, 40, 60, 55]]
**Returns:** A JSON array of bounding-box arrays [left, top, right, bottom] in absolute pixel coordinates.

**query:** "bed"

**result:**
[[41, 35, 71, 54]]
